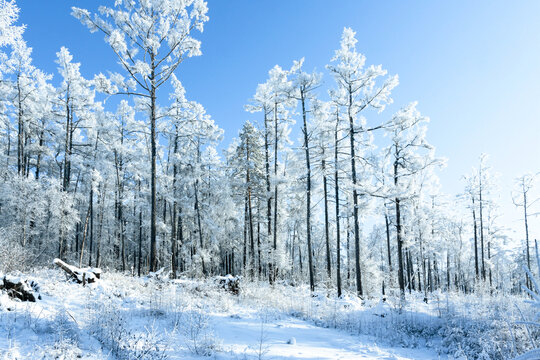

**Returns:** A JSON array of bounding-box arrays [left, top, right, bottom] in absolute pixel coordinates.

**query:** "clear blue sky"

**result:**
[[17, 0, 540, 243]]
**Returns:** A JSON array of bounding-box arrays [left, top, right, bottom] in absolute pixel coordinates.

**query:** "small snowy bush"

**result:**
[[32, 339, 83, 360], [182, 307, 221, 356], [513, 250, 540, 359], [0, 230, 30, 273], [88, 297, 169, 360], [53, 307, 80, 344]]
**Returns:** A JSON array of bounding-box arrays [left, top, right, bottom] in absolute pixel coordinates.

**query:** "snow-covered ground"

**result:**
[[4, 267, 536, 359], [212, 312, 436, 359], [0, 269, 447, 359]]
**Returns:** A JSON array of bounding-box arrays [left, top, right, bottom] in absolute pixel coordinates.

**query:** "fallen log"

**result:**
[[53, 258, 102, 285], [215, 275, 241, 295], [0, 276, 40, 302]]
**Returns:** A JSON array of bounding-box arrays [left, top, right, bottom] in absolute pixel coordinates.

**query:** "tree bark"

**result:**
[[479, 169, 485, 281], [272, 101, 279, 283], [472, 196, 479, 279], [301, 90, 315, 292], [323, 160, 331, 279], [246, 136, 256, 278], [384, 203, 392, 272], [394, 147, 405, 296], [149, 54, 158, 273], [347, 87, 363, 298], [334, 115, 342, 298]]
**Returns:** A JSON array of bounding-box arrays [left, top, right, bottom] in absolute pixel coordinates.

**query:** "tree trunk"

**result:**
[[137, 180, 143, 277], [347, 88, 363, 298], [472, 196, 479, 280], [301, 91, 315, 292], [323, 161, 331, 279], [194, 179, 205, 275], [385, 204, 392, 272], [35, 128, 45, 180], [479, 171, 485, 281], [524, 187, 531, 289], [149, 56, 158, 273], [394, 157, 405, 295], [171, 128, 179, 279], [17, 74, 24, 177], [243, 196, 248, 269], [334, 119, 342, 297], [264, 111, 271, 237], [246, 136, 256, 278], [177, 205, 184, 274], [272, 101, 279, 283], [257, 199, 262, 278], [88, 185, 94, 267]]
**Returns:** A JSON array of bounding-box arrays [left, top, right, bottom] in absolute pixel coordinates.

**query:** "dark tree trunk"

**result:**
[[323, 161, 331, 279], [472, 196, 479, 279], [246, 136, 256, 278], [171, 128, 179, 279], [17, 74, 24, 176], [272, 101, 279, 283], [385, 204, 392, 272], [479, 172, 485, 281], [88, 185, 94, 267], [257, 199, 262, 277], [194, 179, 205, 275], [243, 196, 248, 269], [446, 252, 450, 291], [334, 118, 342, 297], [347, 88, 363, 298], [264, 111, 272, 237], [137, 180, 143, 277], [346, 215, 351, 284], [149, 55, 158, 273], [35, 128, 45, 180], [406, 249, 413, 293], [177, 205, 184, 274], [394, 157, 405, 295], [524, 188, 531, 289], [417, 257, 422, 292], [301, 90, 315, 292]]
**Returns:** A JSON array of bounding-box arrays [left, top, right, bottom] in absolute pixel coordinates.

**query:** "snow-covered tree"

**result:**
[[288, 58, 322, 291], [383, 102, 441, 295], [513, 173, 539, 288], [327, 27, 398, 297], [0, 0, 24, 47], [72, 0, 209, 272]]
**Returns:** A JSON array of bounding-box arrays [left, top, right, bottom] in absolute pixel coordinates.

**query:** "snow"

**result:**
[[0, 269, 443, 359], [212, 312, 435, 359]]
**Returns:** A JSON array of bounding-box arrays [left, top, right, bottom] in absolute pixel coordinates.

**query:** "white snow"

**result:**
[[212, 311, 435, 359], [0, 269, 443, 359]]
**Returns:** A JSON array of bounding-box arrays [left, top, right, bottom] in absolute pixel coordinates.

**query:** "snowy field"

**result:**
[[1, 269, 536, 359], [0, 269, 445, 359]]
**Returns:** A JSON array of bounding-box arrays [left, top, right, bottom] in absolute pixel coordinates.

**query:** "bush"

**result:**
[[182, 307, 221, 356], [88, 298, 169, 360]]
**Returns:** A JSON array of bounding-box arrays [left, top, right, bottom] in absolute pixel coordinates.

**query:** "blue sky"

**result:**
[[17, 0, 540, 243]]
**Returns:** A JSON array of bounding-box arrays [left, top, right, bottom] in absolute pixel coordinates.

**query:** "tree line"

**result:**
[[0, 0, 535, 299]]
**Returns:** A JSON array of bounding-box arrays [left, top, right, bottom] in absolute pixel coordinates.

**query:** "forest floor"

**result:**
[[0, 268, 528, 359]]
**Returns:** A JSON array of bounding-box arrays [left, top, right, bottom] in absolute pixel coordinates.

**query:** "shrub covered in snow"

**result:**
[[1, 267, 537, 359]]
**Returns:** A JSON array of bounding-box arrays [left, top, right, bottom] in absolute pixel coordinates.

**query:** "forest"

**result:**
[[1, 1, 540, 359]]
